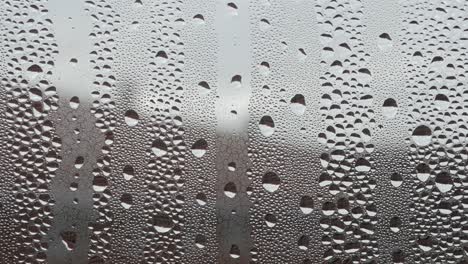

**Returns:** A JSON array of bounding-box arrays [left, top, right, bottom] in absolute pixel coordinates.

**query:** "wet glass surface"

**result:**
[[0, 0, 467, 263]]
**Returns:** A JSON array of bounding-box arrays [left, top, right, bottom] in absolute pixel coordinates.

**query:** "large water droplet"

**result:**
[[155, 50, 168, 64], [69, 96, 80, 109], [61, 231, 77, 251], [258, 61, 270, 76], [382, 98, 398, 118], [196, 193, 207, 206], [198, 81, 211, 95], [229, 245, 240, 259], [417, 236, 433, 252], [195, 234, 206, 248], [434, 94, 449, 110], [124, 109, 139, 127], [191, 139, 208, 158], [262, 172, 280, 193], [355, 158, 371, 172], [412, 125, 432, 146], [28, 88, 42, 102], [290, 94, 306, 116], [120, 193, 133, 209], [416, 163, 430, 182], [377, 33, 393, 51], [389, 216, 401, 233], [435, 171, 453, 193], [92, 176, 108, 192], [151, 213, 174, 233], [300, 196, 314, 214], [259, 116, 275, 137], [123, 165, 135, 181], [298, 235, 309, 250], [264, 213, 277, 227], [259, 19, 271, 31], [152, 139, 167, 157], [224, 182, 237, 198], [390, 173, 403, 187], [231, 75, 242, 88]]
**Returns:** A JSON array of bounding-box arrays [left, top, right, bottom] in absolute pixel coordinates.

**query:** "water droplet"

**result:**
[[298, 235, 309, 250], [124, 109, 139, 127], [300, 196, 314, 214], [123, 165, 135, 181], [229, 245, 240, 259], [28, 88, 42, 102], [92, 176, 108, 192], [377, 33, 393, 51], [355, 158, 371, 172], [258, 115, 275, 137], [196, 193, 207, 205], [259, 19, 271, 31], [416, 163, 430, 182], [195, 234, 206, 248], [434, 94, 449, 110], [27, 64, 43, 73], [417, 236, 433, 252], [120, 193, 133, 209], [74, 156, 84, 169], [193, 14, 205, 24], [152, 139, 167, 157], [151, 213, 174, 233], [382, 98, 398, 118], [198, 81, 210, 95], [412, 125, 432, 146], [435, 171, 453, 193], [258, 61, 270, 76], [191, 139, 208, 158], [390, 173, 403, 187], [227, 2, 238, 16], [290, 94, 306, 115], [390, 216, 401, 233], [231, 75, 242, 88], [155, 50, 168, 64], [224, 182, 237, 198], [60, 231, 77, 251], [297, 48, 307, 61], [69, 96, 80, 109], [227, 162, 236, 171], [262, 172, 280, 193], [264, 213, 277, 227]]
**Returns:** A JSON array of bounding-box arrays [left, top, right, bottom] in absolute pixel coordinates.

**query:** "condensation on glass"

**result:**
[[0, 0, 467, 263]]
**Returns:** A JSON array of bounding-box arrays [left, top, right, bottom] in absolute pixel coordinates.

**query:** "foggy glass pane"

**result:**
[[0, 0, 467, 263]]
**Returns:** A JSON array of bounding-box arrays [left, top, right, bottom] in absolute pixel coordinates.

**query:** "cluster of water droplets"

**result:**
[[402, 0, 468, 263], [141, 0, 186, 263], [84, 0, 120, 262], [316, 0, 379, 262], [247, 0, 294, 262], [2, 0, 62, 262], [178, 0, 218, 261], [0, 0, 467, 263]]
